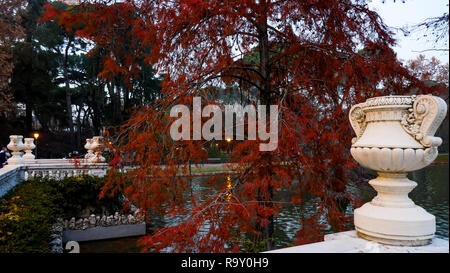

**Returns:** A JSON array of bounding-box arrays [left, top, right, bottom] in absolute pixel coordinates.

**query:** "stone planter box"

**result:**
[[62, 223, 146, 242]]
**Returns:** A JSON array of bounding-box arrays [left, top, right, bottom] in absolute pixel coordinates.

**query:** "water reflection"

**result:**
[[408, 164, 448, 239], [225, 176, 232, 202], [138, 164, 450, 249]]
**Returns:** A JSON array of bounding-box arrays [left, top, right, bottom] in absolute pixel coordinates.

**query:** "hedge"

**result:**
[[0, 175, 121, 253]]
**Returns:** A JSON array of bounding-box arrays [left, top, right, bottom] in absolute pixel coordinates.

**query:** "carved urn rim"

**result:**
[[350, 94, 447, 149], [362, 95, 415, 108]]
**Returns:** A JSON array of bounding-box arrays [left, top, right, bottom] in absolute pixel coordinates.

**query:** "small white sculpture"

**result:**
[[106, 216, 113, 226], [89, 214, 96, 227], [128, 214, 135, 224], [65, 210, 144, 230], [75, 219, 83, 229], [22, 138, 36, 161], [82, 218, 89, 230], [349, 95, 447, 246], [6, 135, 25, 165], [113, 212, 119, 225], [121, 215, 128, 225], [100, 215, 107, 226], [69, 218, 75, 229]]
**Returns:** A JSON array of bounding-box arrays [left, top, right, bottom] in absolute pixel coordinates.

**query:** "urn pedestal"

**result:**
[[349, 95, 447, 246], [6, 135, 25, 165]]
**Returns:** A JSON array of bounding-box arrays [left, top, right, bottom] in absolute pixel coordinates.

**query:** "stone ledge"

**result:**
[[264, 230, 449, 253], [62, 223, 146, 242]]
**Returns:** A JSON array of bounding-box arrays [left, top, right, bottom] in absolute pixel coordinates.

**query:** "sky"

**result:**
[[368, 0, 449, 64]]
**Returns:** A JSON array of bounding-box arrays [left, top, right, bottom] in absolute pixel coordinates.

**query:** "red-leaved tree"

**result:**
[[43, 0, 444, 252]]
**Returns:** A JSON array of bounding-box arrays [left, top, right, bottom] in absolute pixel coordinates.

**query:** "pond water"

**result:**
[[79, 163, 449, 252]]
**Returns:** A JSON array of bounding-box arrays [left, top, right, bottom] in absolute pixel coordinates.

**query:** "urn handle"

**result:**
[[349, 104, 366, 143], [401, 95, 447, 148]]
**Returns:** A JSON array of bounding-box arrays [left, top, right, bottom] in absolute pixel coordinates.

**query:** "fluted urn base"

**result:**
[[354, 174, 435, 246]]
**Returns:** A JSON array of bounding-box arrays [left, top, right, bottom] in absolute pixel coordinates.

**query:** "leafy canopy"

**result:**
[[44, 0, 444, 252]]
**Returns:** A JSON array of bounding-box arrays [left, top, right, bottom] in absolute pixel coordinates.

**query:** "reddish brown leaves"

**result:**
[[42, 0, 447, 252]]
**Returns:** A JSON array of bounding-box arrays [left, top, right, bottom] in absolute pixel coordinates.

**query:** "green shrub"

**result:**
[[0, 180, 62, 253], [0, 175, 122, 253], [49, 175, 122, 219]]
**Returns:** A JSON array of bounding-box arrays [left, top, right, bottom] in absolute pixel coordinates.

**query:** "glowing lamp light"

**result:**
[[226, 138, 232, 143], [33, 133, 39, 139]]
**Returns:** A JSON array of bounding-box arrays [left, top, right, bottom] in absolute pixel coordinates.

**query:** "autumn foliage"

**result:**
[[43, 0, 444, 252]]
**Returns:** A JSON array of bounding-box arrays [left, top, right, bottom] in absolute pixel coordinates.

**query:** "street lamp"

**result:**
[[225, 138, 231, 155], [33, 133, 39, 158]]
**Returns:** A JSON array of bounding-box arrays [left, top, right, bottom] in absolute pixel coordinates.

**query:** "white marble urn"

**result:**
[[22, 138, 36, 161], [7, 135, 26, 165], [349, 95, 447, 246], [84, 138, 95, 160], [89, 136, 105, 163]]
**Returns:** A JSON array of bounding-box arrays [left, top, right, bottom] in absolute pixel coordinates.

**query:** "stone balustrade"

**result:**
[[22, 161, 109, 180], [0, 165, 25, 197], [0, 160, 110, 197], [0, 136, 109, 197]]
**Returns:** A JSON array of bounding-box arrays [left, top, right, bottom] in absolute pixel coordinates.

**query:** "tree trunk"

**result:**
[[92, 85, 102, 135], [25, 23, 33, 136], [257, 0, 275, 251], [75, 105, 82, 150], [63, 37, 75, 149]]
